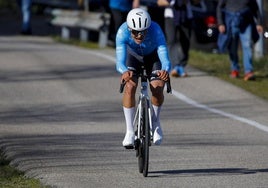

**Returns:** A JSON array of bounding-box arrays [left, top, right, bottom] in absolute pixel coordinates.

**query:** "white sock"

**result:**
[[123, 107, 135, 133], [152, 105, 161, 125]]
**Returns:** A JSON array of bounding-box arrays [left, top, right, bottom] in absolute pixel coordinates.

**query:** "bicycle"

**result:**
[[119, 66, 172, 177]]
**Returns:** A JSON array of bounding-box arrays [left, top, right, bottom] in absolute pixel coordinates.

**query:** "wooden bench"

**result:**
[[50, 9, 110, 48]]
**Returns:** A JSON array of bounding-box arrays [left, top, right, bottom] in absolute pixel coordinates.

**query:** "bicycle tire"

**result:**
[[138, 101, 144, 173], [136, 101, 144, 173], [143, 98, 150, 177], [138, 97, 150, 177]]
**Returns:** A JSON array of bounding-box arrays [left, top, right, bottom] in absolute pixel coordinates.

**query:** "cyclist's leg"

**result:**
[[123, 50, 142, 108], [144, 53, 165, 145], [122, 52, 140, 147], [144, 51, 165, 111], [150, 79, 165, 145]]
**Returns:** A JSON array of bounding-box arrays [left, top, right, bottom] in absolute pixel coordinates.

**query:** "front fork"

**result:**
[[134, 98, 153, 152]]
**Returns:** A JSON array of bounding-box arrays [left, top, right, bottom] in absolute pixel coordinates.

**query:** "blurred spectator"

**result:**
[[109, 0, 140, 45], [191, 0, 207, 12], [157, 0, 194, 77], [17, 0, 32, 35], [217, 0, 263, 81], [77, 0, 83, 7], [147, 5, 165, 32]]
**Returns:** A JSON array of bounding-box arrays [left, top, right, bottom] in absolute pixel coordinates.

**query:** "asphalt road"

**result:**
[[0, 36, 268, 188]]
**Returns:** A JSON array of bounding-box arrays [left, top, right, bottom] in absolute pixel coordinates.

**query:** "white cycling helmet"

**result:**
[[126, 8, 151, 31]]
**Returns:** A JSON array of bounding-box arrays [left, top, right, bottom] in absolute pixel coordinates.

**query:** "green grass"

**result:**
[[189, 50, 268, 100], [53, 36, 100, 49], [0, 153, 48, 188]]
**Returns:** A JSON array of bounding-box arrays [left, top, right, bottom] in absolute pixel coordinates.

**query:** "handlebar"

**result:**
[[166, 79, 172, 94], [119, 78, 172, 94], [119, 81, 126, 93]]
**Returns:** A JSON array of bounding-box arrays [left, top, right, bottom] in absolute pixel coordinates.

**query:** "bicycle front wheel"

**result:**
[[138, 97, 150, 177]]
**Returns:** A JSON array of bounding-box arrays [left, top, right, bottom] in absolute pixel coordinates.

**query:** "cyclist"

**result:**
[[116, 8, 172, 148]]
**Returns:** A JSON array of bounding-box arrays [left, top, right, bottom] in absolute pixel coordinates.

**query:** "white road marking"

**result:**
[[172, 90, 268, 133]]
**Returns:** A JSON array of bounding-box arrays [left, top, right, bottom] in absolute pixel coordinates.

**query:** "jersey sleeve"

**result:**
[[115, 24, 128, 74], [158, 45, 172, 73]]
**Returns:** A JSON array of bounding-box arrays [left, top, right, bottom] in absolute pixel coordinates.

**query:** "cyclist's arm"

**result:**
[[157, 45, 171, 73], [116, 44, 128, 74], [115, 25, 129, 74]]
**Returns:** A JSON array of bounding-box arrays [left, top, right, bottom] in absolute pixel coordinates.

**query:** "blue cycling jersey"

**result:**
[[115, 21, 172, 74]]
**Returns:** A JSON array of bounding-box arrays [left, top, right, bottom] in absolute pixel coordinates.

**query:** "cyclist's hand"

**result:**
[[121, 70, 133, 83], [157, 70, 169, 82]]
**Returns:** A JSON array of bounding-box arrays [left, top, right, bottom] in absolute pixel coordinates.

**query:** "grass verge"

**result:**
[[188, 50, 268, 101], [53, 36, 100, 49], [0, 152, 48, 188]]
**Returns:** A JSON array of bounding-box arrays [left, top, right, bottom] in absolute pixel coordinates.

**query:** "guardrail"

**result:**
[[50, 9, 110, 48]]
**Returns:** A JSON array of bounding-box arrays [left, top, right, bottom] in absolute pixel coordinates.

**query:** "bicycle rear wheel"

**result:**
[[138, 98, 150, 177]]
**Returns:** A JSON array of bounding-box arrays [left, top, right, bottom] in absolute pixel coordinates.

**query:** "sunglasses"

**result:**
[[130, 29, 147, 37]]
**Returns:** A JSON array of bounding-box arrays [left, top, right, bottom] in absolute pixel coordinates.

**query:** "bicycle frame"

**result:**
[[133, 68, 153, 142]]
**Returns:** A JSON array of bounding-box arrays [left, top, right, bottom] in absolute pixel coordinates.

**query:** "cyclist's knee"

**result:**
[[124, 80, 137, 95], [151, 89, 164, 105], [151, 95, 164, 106], [151, 87, 163, 96], [150, 81, 164, 97]]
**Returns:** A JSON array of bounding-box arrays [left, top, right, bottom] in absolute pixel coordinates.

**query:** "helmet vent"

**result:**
[[139, 17, 141, 28], [132, 19, 136, 28], [144, 18, 147, 28]]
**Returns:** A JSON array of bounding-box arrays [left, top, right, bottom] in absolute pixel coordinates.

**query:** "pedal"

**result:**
[[134, 139, 140, 157], [134, 139, 140, 150], [124, 145, 134, 149]]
